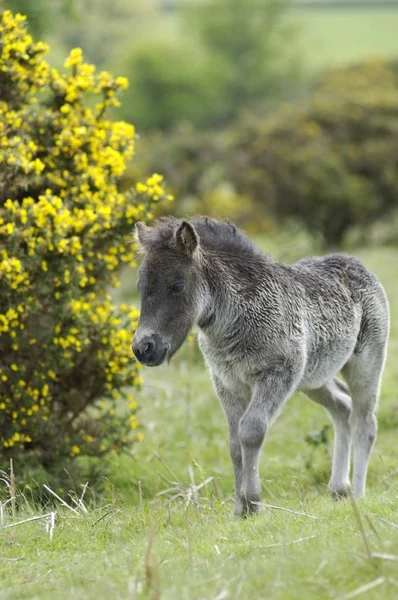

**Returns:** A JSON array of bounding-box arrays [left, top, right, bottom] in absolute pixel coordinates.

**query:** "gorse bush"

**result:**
[[0, 11, 171, 468]]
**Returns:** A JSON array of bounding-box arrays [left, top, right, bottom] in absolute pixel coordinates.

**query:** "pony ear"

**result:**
[[134, 222, 152, 250], [175, 220, 199, 257]]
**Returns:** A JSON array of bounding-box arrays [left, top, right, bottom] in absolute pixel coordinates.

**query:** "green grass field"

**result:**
[[136, 5, 398, 72], [292, 8, 398, 68], [1, 242, 398, 599]]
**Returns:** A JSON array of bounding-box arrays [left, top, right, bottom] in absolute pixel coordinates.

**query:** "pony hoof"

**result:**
[[330, 483, 351, 500], [237, 493, 261, 517]]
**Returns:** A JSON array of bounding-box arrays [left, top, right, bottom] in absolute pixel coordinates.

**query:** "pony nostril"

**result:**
[[143, 340, 155, 357]]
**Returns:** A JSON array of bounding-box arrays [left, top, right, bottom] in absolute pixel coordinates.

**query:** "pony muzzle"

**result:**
[[132, 333, 170, 367]]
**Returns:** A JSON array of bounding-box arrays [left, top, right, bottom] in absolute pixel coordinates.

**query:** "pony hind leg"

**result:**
[[306, 377, 352, 498], [342, 341, 388, 497]]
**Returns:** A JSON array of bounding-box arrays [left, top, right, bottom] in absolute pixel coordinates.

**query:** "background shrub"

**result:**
[[118, 0, 302, 133], [119, 35, 223, 132], [136, 60, 398, 245], [226, 60, 398, 246], [0, 11, 171, 473]]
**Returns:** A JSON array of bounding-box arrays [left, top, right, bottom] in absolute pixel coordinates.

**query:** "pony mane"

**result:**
[[141, 216, 259, 255]]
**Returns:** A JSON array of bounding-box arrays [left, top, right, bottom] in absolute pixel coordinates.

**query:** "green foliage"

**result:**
[[3, 0, 74, 37], [0, 12, 171, 470], [58, 0, 149, 67], [4, 0, 54, 37], [119, 36, 222, 131], [121, 127, 271, 233], [119, 0, 301, 131], [226, 60, 398, 246], [183, 0, 302, 123]]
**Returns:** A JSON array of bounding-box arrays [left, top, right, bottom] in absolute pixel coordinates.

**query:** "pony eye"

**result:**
[[172, 281, 184, 293]]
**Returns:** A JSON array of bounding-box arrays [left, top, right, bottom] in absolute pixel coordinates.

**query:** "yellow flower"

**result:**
[[0, 11, 173, 457], [33, 158, 45, 174], [116, 76, 128, 89], [65, 47, 83, 69]]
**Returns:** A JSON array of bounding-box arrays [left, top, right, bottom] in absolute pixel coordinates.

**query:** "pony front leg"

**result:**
[[238, 369, 299, 516], [212, 375, 248, 516]]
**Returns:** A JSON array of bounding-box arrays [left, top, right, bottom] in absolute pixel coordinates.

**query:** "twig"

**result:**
[[371, 552, 398, 561], [91, 509, 112, 527], [255, 535, 318, 549], [349, 492, 372, 562], [336, 577, 385, 600], [43, 484, 80, 515], [90, 507, 122, 528], [252, 502, 318, 519]]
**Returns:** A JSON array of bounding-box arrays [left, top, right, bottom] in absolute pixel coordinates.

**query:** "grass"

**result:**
[[1, 242, 398, 599], [132, 5, 398, 72], [292, 8, 398, 68]]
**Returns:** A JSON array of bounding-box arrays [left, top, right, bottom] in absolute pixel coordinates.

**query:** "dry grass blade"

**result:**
[[138, 480, 143, 511], [156, 469, 214, 509], [371, 552, 398, 561], [3, 512, 55, 530], [380, 517, 398, 530], [144, 512, 160, 600], [9, 459, 16, 520], [80, 481, 89, 504], [43, 484, 80, 515], [349, 492, 372, 562], [68, 483, 88, 514], [154, 452, 182, 485], [255, 535, 318, 549], [336, 577, 385, 600], [0, 557, 24, 562], [365, 514, 382, 545], [46, 512, 56, 540], [252, 502, 318, 519]]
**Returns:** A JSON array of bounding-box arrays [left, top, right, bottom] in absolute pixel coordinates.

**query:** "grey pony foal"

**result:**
[[132, 217, 389, 516]]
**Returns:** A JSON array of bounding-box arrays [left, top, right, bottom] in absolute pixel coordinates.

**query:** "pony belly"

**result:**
[[299, 340, 356, 391]]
